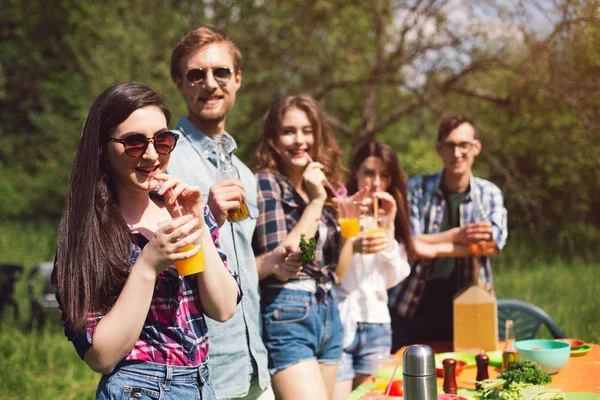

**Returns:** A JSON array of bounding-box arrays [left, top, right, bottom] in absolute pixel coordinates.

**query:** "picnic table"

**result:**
[[348, 341, 600, 399]]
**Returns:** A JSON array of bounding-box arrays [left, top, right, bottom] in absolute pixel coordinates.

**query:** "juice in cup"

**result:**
[[365, 228, 386, 236], [365, 214, 388, 237], [374, 377, 389, 392], [340, 217, 360, 238], [159, 216, 205, 276], [373, 354, 398, 391], [338, 198, 362, 238], [174, 244, 205, 276]]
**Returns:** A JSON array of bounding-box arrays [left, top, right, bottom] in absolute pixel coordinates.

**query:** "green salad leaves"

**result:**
[[499, 361, 552, 386], [299, 234, 316, 267], [479, 361, 560, 400], [480, 380, 565, 399]]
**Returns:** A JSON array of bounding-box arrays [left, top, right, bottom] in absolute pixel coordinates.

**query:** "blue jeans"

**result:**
[[261, 287, 343, 374], [96, 360, 216, 400], [337, 322, 392, 381]]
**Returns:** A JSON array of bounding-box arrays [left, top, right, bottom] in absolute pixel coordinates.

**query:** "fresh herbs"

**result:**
[[480, 380, 565, 399], [479, 361, 559, 400], [299, 234, 316, 267], [499, 361, 552, 386]]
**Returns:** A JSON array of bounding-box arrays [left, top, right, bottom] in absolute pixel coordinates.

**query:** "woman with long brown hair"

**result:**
[[252, 95, 347, 400], [53, 82, 239, 399], [333, 140, 455, 399]]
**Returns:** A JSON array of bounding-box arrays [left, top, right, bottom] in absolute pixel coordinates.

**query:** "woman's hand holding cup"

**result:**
[[141, 214, 203, 275]]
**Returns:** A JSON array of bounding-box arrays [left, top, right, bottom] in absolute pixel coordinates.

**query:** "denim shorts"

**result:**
[[261, 287, 344, 374], [96, 360, 216, 400], [337, 322, 392, 381]]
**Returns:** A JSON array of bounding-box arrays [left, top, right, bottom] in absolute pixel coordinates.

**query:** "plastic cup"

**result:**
[[365, 214, 388, 236], [338, 198, 363, 238], [159, 216, 205, 276], [373, 353, 399, 392]]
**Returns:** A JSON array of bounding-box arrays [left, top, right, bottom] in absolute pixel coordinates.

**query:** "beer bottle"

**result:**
[[215, 135, 249, 223]]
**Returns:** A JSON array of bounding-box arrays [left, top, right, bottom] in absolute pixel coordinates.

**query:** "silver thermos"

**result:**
[[403, 344, 438, 399]]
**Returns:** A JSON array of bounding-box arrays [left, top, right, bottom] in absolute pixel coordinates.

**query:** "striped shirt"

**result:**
[[55, 203, 239, 366], [390, 170, 507, 318], [252, 171, 340, 293]]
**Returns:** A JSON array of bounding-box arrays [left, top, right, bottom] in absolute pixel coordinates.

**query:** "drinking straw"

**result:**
[[373, 194, 378, 226], [384, 365, 399, 396], [168, 188, 184, 218], [305, 154, 349, 215]]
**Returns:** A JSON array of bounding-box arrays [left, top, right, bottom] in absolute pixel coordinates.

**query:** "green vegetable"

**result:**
[[479, 378, 506, 398], [499, 382, 565, 399], [480, 379, 566, 399], [499, 361, 552, 386], [299, 234, 316, 267]]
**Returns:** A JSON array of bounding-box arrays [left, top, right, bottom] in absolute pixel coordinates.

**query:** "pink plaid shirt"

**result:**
[[55, 204, 239, 366]]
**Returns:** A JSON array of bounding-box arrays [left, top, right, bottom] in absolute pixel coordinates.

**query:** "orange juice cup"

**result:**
[[373, 353, 399, 392], [174, 245, 205, 276], [159, 217, 205, 276], [365, 213, 388, 236], [338, 198, 363, 238]]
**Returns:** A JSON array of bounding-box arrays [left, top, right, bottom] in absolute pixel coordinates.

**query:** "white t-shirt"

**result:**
[[335, 241, 411, 348]]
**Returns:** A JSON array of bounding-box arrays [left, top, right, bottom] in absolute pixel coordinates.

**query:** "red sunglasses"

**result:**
[[107, 131, 179, 158]]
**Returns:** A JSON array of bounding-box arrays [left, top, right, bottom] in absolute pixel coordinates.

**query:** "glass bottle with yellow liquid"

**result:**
[[502, 319, 520, 369], [215, 134, 249, 223]]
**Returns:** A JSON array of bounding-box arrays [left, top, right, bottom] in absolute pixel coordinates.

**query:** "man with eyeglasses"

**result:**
[[389, 115, 508, 352], [166, 26, 273, 400]]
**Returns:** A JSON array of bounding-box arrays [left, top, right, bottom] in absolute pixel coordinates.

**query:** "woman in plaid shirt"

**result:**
[[252, 95, 348, 400], [53, 82, 240, 399]]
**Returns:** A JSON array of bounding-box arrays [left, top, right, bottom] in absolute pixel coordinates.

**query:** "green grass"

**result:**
[[494, 261, 600, 343], [1, 221, 598, 399]]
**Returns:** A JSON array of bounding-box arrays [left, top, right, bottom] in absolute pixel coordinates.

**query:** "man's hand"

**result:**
[[455, 222, 493, 245], [207, 179, 246, 227]]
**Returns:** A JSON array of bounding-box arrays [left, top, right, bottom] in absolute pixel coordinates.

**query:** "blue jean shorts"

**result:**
[[96, 360, 216, 400], [337, 322, 392, 381], [261, 287, 344, 374]]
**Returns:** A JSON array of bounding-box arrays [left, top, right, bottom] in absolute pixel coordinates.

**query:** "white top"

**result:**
[[335, 241, 411, 348]]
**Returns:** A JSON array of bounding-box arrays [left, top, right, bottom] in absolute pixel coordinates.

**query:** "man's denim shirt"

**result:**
[[168, 117, 269, 398]]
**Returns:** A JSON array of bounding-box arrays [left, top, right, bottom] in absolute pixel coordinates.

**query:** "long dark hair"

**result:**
[[254, 95, 344, 207], [56, 82, 171, 332], [346, 141, 415, 259]]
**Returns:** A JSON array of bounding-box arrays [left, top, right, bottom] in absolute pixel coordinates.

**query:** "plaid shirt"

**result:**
[[252, 171, 340, 292], [55, 204, 239, 366], [390, 170, 507, 318]]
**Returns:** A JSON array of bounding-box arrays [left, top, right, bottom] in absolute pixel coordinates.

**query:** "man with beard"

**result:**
[[167, 26, 287, 400]]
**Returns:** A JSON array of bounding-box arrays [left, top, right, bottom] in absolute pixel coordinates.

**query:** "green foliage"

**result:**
[[480, 379, 566, 400], [299, 233, 316, 268], [498, 361, 552, 386], [0, 0, 598, 257]]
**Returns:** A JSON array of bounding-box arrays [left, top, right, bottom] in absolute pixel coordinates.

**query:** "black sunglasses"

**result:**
[[107, 131, 179, 158], [185, 67, 235, 86]]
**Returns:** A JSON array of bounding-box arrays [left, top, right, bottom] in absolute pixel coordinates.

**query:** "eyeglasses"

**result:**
[[438, 140, 478, 154], [185, 67, 235, 86], [107, 131, 179, 158]]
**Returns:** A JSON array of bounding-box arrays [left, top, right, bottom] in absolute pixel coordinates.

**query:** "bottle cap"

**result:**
[[403, 344, 436, 377]]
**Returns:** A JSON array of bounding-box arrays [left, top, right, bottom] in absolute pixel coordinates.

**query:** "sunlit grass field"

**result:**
[[0, 222, 598, 399]]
